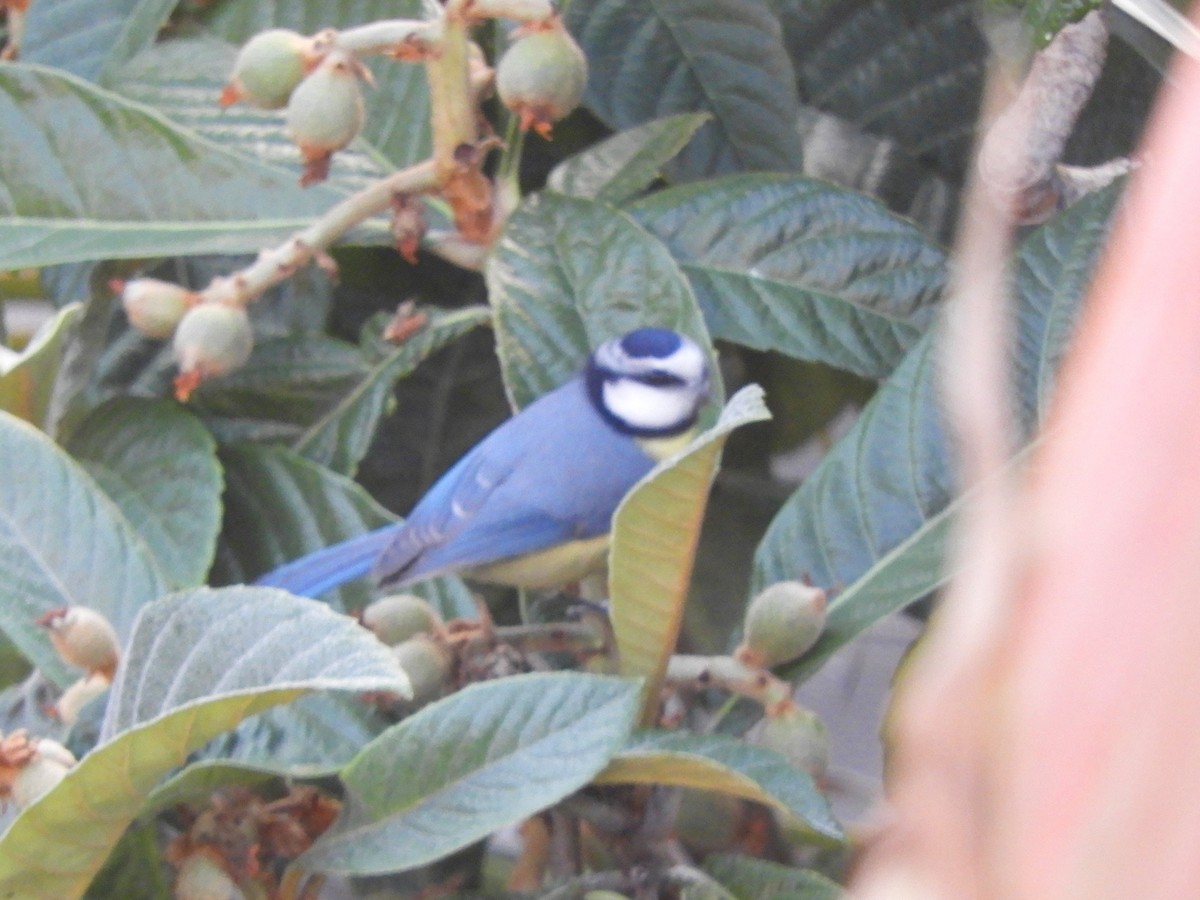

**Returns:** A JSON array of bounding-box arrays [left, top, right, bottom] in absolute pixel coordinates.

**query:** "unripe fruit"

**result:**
[[174, 851, 246, 900], [735, 581, 827, 669], [286, 50, 366, 185], [172, 302, 254, 397], [222, 29, 313, 110], [11, 739, 75, 808], [53, 672, 111, 726], [361, 594, 443, 646], [393, 634, 454, 706], [674, 788, 747, 856], [753, 703, 830, 779], [36, 606, 120, 679], [114, 277, 195, 339], [496, 22, 587, 137]]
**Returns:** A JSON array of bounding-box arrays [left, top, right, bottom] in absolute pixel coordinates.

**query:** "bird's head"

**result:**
[[585, 328, 711, 437]]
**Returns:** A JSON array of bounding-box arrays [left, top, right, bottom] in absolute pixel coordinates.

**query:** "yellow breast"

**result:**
[[635, 426, 698, 462], [470, 534, 611, 589], [467, 427, 697, 590]]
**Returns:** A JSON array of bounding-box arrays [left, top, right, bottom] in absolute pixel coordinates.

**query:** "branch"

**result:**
[[199, 160, 439, 308]]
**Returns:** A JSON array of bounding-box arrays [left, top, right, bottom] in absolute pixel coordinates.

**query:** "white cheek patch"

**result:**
[[661, 342, 706, 385], [603, 378, 694, 432]]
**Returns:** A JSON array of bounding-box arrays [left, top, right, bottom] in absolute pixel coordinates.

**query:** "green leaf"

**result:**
[[20, 0, 176, 85], [64, 398, 222, 589], [83, 822, 171, 900], [780, 0, 987, 182], [781, 443, 1035, 684], [0, 411, 169, 686], [212, 444, 475, 619], [703, 854, 844, 900], [101, 586, 410, 731], [610, 386, 771, 723], [140, 693, 394, 819], [293, 306, 492, 476], [548, 113, 711, 205], [629, 174, 947, 378], [299, 673, 641, 875], [595, 730, 840, 839], [189, 335, 372, 445], [487, 191, 716, 409], [565, 0, 803, 178], [0, 586, 409, 898], [753, 186, 1120, 648], [200, 0, 436, 170], [194, 692, 392, 773], [0, 303, 81, 429], [0, 63, 344, 270]]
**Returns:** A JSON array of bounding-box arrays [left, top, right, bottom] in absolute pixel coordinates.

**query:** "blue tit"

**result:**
[[256, 327, 712, 596]]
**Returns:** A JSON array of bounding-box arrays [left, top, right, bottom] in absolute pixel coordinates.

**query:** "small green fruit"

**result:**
[[11, 739, 75, 808], [496, 22, 587, 137], [736, 581, 827, 669], [37, 606, 121, 678], [172, 303, 254, 384], [116, 277, 194, 339], [286, 50, 366, 181], [753, 703, 830, 779], [223, 28, 312, 110], [393, 634, 454, 705], [174, 851, 245, 900], [674, 788, 747, 855], [361, 594, 443, 646]]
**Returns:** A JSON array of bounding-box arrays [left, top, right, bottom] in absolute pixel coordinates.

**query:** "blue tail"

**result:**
[[254, 526, 400, 598]]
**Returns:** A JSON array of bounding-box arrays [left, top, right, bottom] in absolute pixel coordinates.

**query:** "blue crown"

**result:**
[[620, 327, 682, 359]]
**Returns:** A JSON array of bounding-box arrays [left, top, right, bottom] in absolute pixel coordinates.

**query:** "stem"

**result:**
[[492, 620, 607, 654], [495, 111, 526, 220], [335, 18, 436, 56], [978, 10, 1109, 222], [665, 654, 793, 714], [200, 160, 438, 307], [424, 11, 478, 180]]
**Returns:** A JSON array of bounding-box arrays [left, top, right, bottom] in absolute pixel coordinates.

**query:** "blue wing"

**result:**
[[254, 376, 657, 594], [372, 376, 656, 587], [254, 526, 398, 598]]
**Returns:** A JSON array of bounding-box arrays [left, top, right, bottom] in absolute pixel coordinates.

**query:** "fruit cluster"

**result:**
[[113, 7, 588, 400]]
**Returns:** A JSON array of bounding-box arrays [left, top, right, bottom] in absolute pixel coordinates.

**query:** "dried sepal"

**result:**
[[0, 731, 76, 809], [391, 193, 428, 264]]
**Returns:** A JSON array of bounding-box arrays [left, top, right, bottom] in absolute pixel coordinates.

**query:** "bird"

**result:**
[[255, 327, 712, 597]]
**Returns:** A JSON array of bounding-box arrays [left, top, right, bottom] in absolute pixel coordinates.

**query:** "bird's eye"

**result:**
[[637, 370, 683, 387]]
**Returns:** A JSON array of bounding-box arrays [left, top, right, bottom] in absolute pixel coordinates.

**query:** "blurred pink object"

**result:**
[[853, 29, 1200, 900]]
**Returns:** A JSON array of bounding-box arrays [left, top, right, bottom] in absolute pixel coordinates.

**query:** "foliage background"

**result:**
[[0, 0, 1166, 895]]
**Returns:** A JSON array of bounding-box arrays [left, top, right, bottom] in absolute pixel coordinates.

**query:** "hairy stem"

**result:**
[[666, 654, 793, 714], [424, 11, 479, 180], [201, 160, 438, 307]]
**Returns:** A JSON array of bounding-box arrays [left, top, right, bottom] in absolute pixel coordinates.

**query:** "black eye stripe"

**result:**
[[634, 371, 684, 387]]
